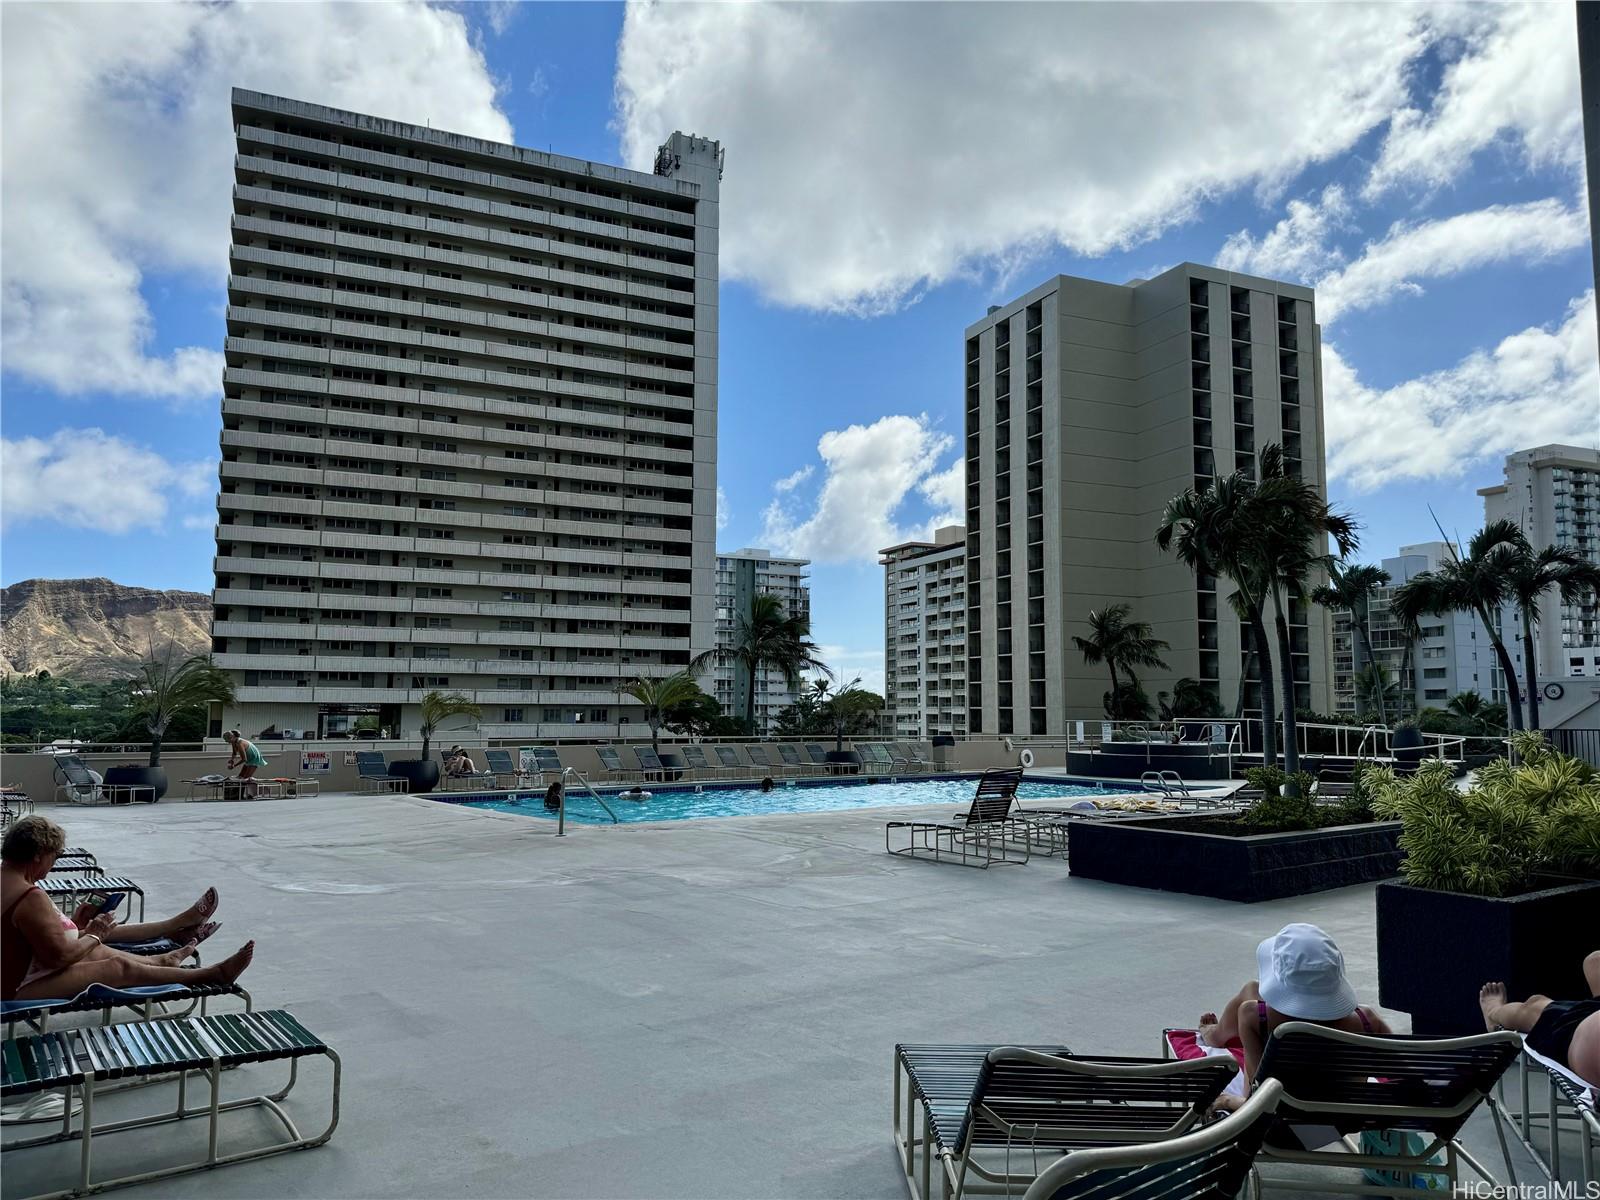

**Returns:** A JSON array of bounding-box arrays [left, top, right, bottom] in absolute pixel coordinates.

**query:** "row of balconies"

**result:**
[[214, 562, 692, 595], [216, 526, 689, 568], [219, 508, 690, 551], [217, 652, 670, 676], [213, 587, 691, 615], [218, 489, 690, 529], [213, 620, 682, 648], [235, 151, 695, 260], [235, 685, 633, 706], [226, 270, 694, 364], [235, 124, 698, 238]]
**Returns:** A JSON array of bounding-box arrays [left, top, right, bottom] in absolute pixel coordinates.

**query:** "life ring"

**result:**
[[1019, 748, 1035, 769]]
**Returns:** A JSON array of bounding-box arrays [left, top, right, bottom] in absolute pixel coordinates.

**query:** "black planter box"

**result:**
[[1067, 814, 1402, 903], [1376, 878, 1600, 1035]]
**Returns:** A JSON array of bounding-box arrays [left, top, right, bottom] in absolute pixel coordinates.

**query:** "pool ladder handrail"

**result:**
[[558, 767, 619, 835]]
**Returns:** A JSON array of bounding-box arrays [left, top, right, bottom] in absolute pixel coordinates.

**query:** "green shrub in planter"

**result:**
[[1367, 730, 1600, 897], [1238, 765, 1374, 833]]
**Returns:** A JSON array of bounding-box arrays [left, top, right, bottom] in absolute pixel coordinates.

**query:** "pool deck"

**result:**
[[2, 792, 1548, 1198]]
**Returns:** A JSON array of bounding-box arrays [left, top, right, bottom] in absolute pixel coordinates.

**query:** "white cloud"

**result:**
[[615, 3, 1430, 314], [1364, 3, 1583, 198], [715, 485, 730, 533], [1314, 200, 1589, 324], [772, 465, 813, 494], [810, 645, 885, 700], [918, 459, 966, 528], [760, 414, 960, 563], [2, 429, 217, 534], [1324, 292, 1599, 492], [1216, 185, 1352, 282], [1, 3, 510, 401]]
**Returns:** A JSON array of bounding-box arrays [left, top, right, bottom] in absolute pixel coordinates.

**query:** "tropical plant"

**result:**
[[1156, 465, 1279, 767], [130, 645, 236, 767], [1391, 520, 1528, 732], [1072, 604, 1170, 720], [1157, 677, 1221, 720], [1367, 731, 1600, 897], [1442, 690, 1506, 736], [1352, 662, 1401, 721], [817, 675, 885, 751], [1312, 563, 1393, 724], [1250, 446, 1359, 784], [416, 690, 482, 762], [660, 689, 742, 739], [693, 593, 828, 734], [621, 671, 707, 754], [1501, 540, 1600, 730]]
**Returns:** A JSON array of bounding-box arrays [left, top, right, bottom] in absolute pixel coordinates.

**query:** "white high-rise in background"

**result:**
[[1479, 445, 1600, 680], [211, 90, 721, 740], [712, 549, 811, 732], [879, 528, 968, 739], [1330, 542, 1519, 717]]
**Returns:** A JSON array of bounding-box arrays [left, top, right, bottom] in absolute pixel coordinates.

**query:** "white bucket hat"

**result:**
[[1256, 923, 1359, 1021]]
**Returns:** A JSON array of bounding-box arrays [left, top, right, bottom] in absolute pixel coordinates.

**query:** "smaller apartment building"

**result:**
[[712, 549, 810, 732], [880, 527, 967, 739]]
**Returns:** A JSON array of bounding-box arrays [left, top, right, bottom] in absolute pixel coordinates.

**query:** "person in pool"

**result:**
[[1480, 952, 1600, 1091], [223, 730, 268, 797], [1199, 923, 1392, 1103], [1, 816, 254, 1002]]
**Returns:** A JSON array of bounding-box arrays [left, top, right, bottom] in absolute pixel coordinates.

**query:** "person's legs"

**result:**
[[91, 887, 218, 942], [1199, 980, 1261, 1046], [12, 941, 255, 1001], [1568, 1011, 1600, 1086], [1584, 950, 1600, 998], [1480, 982, 1553, 1033], [239, 765, 258, 798]]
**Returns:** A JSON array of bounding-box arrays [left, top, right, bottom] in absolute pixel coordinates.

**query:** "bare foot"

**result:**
[[1198, 1013, 1220, 1045], [156, 941, 198, 967], [1480, 982, 1506, 1032], [209, 941, 254, 986]]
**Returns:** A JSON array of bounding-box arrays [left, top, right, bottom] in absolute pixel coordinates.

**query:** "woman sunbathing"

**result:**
[[1198, 923, 1391, 1100], [1480, 951, 1600, 1090], [1, 816, 253, 1002]]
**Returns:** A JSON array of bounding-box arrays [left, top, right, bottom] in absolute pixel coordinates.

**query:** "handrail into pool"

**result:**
[[560, 768, 619, 834]]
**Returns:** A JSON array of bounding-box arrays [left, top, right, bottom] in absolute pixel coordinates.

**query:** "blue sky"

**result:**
[[3, 2, 1596, 695]]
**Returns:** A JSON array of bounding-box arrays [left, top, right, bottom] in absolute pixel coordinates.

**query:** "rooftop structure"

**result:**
[[211, 90, 721, 742], [963, 265, 1334, 733], [879, 526, 967, 739]]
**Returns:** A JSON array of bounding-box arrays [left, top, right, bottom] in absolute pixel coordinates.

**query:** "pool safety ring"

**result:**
[[1018, 748, 1035, 768]]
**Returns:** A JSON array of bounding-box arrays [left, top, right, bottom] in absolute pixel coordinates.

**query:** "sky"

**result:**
[[2, 1, 1597, 698]]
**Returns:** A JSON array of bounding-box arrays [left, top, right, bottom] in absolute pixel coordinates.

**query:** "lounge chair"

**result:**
[[898, 742, 935, 773], [893, 1043, 1241, 1200], [355, 751, 405, 794], [885, 769, 1031, 867], [804, 743, 834, 771], [596, 746, 641, 782], [0, 1009, 340, 1197], [632, 747, 673, 782], [856, 742, 898, 777], [1, 786, 34, 829], [714, 746, 755, 778], [743, 746, 796, 778], [38, 875, 145, 922], [1491, 1039, 1600, 1186], [528, 746, 566, 781], [440, 752, 496, 792], [1020, 1078, 1285, 1200], [484, 748, 535, 789], [775, 743, 808, 775], [51, 755, 101, 805], [2, 980, 252, 1037], [680, 744, 733, 780], [44, 855, 101, 877], [1252, 1020, 1520, 1194]]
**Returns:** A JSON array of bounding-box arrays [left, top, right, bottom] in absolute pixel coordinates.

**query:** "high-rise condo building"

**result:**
[[963, 265, 1334, 733], [712, 549, 811, 732], [1330, 541, 1515, 717], [212, 90, 721, 740], [880, 526, 968, 739], [1480, 445, 1600, 681]]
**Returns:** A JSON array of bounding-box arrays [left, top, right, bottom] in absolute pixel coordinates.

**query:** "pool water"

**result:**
[[447, 776, 1118, 824]]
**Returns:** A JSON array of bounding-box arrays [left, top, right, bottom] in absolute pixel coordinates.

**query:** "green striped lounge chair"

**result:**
[[3, 980, 252, 1038], [775, 744, 807, 775], [38, 875, 145, 922], [713, 747, 754, 778], [1, 1010, 339, 1196], [679, 745, 730, 780]]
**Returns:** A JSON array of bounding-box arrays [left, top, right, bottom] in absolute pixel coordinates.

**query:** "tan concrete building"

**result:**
[[879, 526, 967, 739], [211, 90, 721, 740], [962, 265, 1334, 733]]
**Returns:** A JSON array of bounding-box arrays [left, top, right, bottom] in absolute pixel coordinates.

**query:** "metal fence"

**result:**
[[1548, 728, 1600, 767]]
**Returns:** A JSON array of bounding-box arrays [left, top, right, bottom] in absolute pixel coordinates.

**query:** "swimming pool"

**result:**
[[440, 775, 1122, 824]]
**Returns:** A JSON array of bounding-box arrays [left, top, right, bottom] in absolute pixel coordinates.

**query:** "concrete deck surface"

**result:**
[[1, 793, 1552, 1199]]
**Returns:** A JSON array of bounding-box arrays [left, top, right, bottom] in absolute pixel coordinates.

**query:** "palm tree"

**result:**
[[1312, 563, 1393, 724], [1071, 604, 1170, 720], [1502, 541, 1600, 730], [1353, 662, 1401, 721], [131, 645, 236, 767], [417, 690, 482, 762], [1445, 689, 1495, 734], [694, 593, 828, 734], [815, 675, 885, 750], [1250, 452, 1359, 782], [1391, 520, 1528, 731], [1157, 677, 1221, 720], [1156, 465, 1279, 766], [621, 670, 706, 754]]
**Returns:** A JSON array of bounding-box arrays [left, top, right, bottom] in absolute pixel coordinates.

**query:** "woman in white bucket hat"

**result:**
[[1198, 923, 1391, 1090]]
